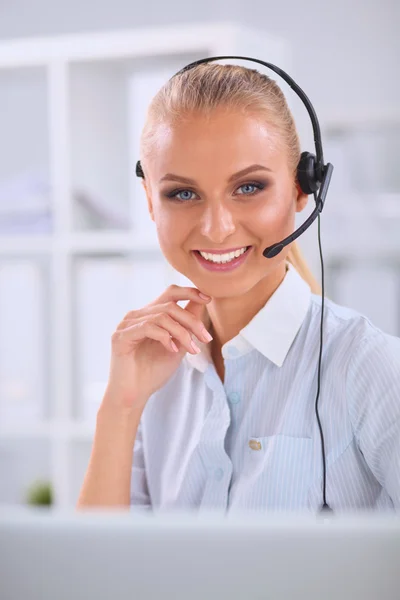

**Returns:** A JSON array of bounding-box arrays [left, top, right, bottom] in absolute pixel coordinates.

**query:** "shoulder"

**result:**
[[306, 293, 400, 402], [308, 292, 400, 361], [308, 294, 400, 430]]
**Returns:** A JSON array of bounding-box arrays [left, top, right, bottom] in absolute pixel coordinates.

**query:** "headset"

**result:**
[[136, 55, 334, 513]]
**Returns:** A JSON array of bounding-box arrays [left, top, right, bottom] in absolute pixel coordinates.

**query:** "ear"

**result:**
[[142, 179, 155, 222], [294, 180, 309, 213]]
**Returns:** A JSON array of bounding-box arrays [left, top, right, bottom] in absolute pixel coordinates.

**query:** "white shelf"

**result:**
[[0, 23, 288, 67], [0, 420, 95, 441], [0, 232, 162, 255], [0, 22, 291, 509], [69, 232, 161, 254], [0, 235, 53, 255]]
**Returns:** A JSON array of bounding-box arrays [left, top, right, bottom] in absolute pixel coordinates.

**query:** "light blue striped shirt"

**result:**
[[131, 261, 400, 512]]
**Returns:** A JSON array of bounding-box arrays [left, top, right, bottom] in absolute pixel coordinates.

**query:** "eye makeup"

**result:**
[[162, 180, 270, 202]]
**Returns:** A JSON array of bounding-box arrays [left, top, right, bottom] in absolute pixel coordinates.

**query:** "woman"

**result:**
[[77, 63, 400, 512]]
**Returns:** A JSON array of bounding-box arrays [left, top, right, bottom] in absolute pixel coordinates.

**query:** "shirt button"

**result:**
[[228, 392, 241, 404], [214, 468, 224, 481], [249, 439, 262, 451]]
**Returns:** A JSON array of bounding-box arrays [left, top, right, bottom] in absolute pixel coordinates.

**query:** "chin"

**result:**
[[197, 274, 260, 297]]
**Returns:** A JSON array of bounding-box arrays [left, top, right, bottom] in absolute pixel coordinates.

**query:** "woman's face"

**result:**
[[142, 109, 308, 298]]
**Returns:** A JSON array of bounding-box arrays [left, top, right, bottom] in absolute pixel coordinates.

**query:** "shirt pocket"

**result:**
[[240, 434, 313, 509]]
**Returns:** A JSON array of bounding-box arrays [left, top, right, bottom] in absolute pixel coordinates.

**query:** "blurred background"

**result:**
[[0, 0, 399, 510]]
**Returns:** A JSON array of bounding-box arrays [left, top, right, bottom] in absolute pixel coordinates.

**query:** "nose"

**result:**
[[199, 200, 236, 243]]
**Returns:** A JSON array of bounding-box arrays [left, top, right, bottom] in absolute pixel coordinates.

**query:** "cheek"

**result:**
[[153, 206, 187, 257], [153, 203, 175, 236], [251, 194, 295, 237]]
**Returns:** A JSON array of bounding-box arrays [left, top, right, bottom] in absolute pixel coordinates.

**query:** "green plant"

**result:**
[[26, 479, 53, 506]]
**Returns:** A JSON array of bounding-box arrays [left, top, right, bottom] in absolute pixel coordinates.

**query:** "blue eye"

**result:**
[[176, 190, 196, 201], [236, 182, 265, 195], [164, 181, 266, 202], [165, 189, 197, 202]]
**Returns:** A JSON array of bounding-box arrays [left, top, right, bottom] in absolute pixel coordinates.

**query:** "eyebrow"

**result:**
[[159, 164, 273, 185]]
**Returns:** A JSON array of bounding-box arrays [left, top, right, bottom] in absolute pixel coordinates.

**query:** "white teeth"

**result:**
[[199, 247, 248, 263]]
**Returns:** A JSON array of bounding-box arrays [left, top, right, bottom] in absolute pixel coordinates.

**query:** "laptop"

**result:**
[[0, 508, 399, 600]]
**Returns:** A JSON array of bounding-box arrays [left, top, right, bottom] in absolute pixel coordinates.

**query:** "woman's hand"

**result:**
[[103, 285, 213, 412]]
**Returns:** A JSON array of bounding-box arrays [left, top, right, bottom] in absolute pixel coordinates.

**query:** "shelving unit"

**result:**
[[319, 115, 400, 333], [0, 23, 291, 508]]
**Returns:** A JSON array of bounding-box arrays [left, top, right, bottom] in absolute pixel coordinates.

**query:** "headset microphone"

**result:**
[[264, 159, 333, 258]]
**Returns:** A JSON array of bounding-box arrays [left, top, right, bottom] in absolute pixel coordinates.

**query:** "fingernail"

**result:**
[[199, 293, 211, 300], [201, 328, 213, 342], [190, 340, 201, 354]]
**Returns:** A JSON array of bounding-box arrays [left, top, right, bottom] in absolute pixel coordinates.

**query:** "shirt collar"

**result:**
[[184, 260, 312, 372]]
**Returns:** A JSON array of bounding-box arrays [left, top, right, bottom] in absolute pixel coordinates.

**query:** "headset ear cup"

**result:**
[[136, 160, 144, 178], [297, 151, 318, 195]]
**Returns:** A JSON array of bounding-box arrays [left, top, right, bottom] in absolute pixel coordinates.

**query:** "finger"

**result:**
[[121, 286, 212, 326], [121, 314, 201, 355], [114, 321, 178, 354], [183, 298, 211, 332], [150, 285, 211, 307], [125, 302, 212, 343]]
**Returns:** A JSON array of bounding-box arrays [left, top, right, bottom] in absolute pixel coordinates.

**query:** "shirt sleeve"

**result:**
[[130, 420, 152, 510], [346, 329, 400, 508]]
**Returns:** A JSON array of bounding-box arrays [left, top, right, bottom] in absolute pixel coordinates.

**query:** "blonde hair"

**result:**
[[140, 62, 322, 295]]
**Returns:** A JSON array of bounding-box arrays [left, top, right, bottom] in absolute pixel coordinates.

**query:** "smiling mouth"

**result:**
[[195, 246, 250, 263], [193, 246, 253, 270]]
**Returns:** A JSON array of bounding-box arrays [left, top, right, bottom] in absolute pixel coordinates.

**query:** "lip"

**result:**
[[193, 246, 252, 272], [196, 246, 249, 254]]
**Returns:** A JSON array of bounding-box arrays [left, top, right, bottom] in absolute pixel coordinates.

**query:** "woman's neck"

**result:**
[[205, 261, 288, 350]]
